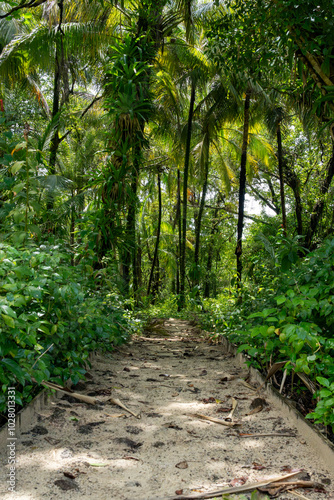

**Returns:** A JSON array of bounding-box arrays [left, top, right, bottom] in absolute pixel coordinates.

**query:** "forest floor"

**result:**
[[1, 318, 334, 500]]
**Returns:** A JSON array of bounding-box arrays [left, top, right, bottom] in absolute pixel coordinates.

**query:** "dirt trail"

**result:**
[[1, 318, 334, 500]]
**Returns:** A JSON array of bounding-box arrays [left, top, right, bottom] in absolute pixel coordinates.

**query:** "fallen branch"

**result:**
[[239, 380, 257, 391], [108, 397, 141, 419], [290, 491, 311, 500], [188, 413, 241, 427], [226, 397, 238, 420], [39, 380, 98, 405], [152, 471, 302, 499], [238, 432, 296, 438]]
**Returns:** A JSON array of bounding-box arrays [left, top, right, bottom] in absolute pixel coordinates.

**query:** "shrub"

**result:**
[[0, 242, 139, 414]]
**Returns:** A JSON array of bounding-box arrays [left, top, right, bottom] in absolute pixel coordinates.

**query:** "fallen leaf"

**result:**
[[201, 397, 216, 404], [63, 472, 77, 479], [175, 490, 183, 495], [176, 461, 188, 469], [87, 462, 109, 467], [281, 466, 304, 473], [230, 476, 247, 487], [252, 462, 266, 470]]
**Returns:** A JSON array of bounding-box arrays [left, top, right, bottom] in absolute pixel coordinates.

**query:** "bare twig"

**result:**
[[31, 344, 54, 370], [39, 380, 98, 405], [280, 369, 288, 393], [152, 471, 302, 499], [108, 397, 141, 419], [188, 413, 241, 427], [238, 432, 295, 438]]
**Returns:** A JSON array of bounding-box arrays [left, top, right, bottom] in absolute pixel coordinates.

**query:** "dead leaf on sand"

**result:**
[[176, 461, 188, 469], [252, 462, 266, 470], [230, 476, 247, 487]]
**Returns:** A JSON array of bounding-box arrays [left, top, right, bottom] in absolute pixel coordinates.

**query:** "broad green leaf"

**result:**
[[317, 376, 330, 387], [0, 305, 17, 318], [276, 295, 286, 305], [11, 142, 26, 153], [1, 314, 15, 328], [2, 359, 26, 385], [10, 161, 25, 174]]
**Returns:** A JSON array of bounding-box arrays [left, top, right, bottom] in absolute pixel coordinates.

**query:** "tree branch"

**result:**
[[0, 0, 47, 19], [249, 185, 279, 214], [59, 95, 103, 143]]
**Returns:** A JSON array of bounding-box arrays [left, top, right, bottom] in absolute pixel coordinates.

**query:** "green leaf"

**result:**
[[0, 305, 17, 318], [10, 161, 25, 174], [1, 314, 15, 328], [317, 376, 330, 387], [2, 358, 26, 385], [276, 295, 286, 305]]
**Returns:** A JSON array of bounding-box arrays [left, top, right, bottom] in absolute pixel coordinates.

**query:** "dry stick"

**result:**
[[290, 491, 311, 500], [238, 432, 296, 438], [31, 343, 54, 370], [268, 480, 323, 489], [108, 397, 141, 419], [239, 379, 257, 391], [40, 380, 98, 405], [189, 413, 241, 427], [226, 397, 237, 420], [153, 471, 302, 500], [280, 368, 288, 393]]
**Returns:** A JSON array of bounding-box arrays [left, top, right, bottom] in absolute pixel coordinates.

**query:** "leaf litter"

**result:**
[[1, 318, 333, 500]]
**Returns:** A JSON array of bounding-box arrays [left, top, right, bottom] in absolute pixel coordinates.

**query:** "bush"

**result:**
[[205, 236, 334, 431], [0, 242, 140, 414]]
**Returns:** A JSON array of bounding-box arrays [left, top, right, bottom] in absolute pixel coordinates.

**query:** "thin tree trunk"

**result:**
[[137, 233, 142, 291], [305, 141, 334, 248], [235, 89, 251, 286], [70, 189, 75, 266], [180, 81, 196, 309], [123, 168, 137, 297], [277, 122, 287, 235], [176, 168, 182, 295], [194, 140, 209, 288], [177, 168, 181, 307], [147, 171, 162, 297], [49, 36, 63, 176], [152, 255, 160, 299], [204, 200, 220, 298]]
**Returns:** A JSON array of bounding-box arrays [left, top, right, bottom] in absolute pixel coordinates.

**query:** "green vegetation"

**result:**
[[0, 241, 139, 413], [0, 0, 333, 435]]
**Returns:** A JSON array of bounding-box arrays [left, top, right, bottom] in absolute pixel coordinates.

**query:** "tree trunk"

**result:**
[[123, 167, 138, 297], [147, 170, 162, 298], [284, 164, 303, 236], [204, 199, 221, 298], [177, 168, 181, 307], [305, 141, 334, 248], [180, 81, 196, 309], [277, 122, 287, 235], [235, 89, 251, 286], [194, 138, 209, 288]]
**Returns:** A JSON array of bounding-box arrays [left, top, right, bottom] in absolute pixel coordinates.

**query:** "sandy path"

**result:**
[[1, 318, 333, 500]]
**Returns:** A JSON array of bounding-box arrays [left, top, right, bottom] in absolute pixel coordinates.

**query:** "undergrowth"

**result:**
[[0, 241, 141, 417], [202, 236, 334, 433]]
